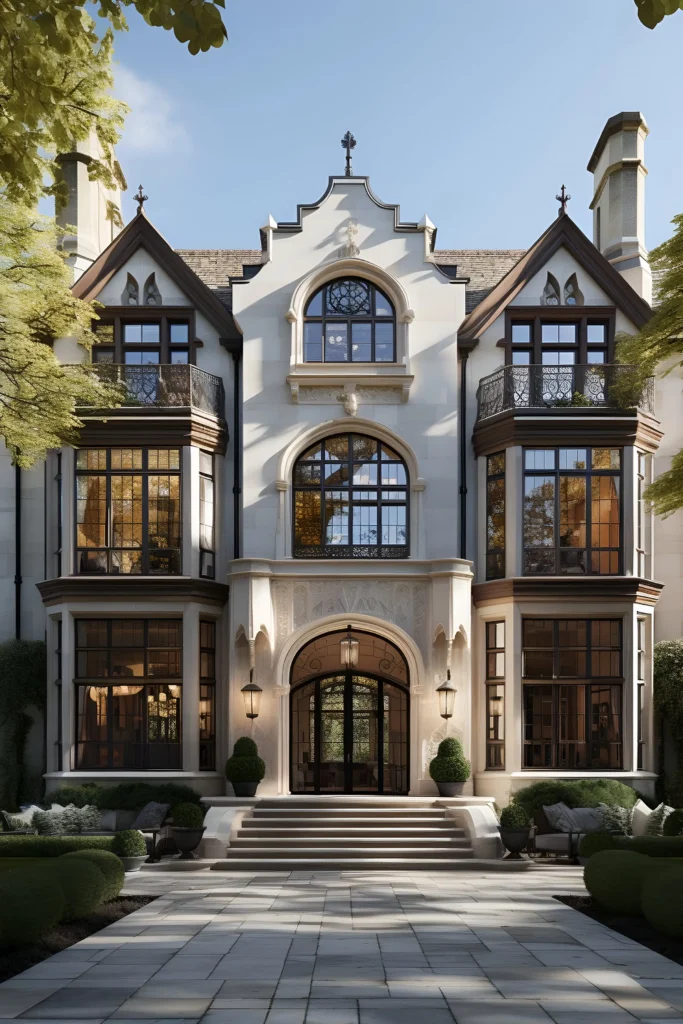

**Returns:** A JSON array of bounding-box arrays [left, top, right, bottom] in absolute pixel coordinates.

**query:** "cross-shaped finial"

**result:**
[[556, 184, 571, 216], [134, 184, 148, 214], [341, 131, 356, 177]]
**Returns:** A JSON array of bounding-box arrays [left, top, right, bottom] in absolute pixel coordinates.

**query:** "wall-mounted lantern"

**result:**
[[436, 670, 457, 720], [241, 677, 262, 720]]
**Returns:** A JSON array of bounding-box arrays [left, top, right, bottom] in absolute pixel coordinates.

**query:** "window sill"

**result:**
[[286, 366, 413, 411]]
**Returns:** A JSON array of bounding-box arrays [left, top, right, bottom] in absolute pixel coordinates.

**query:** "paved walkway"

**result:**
[[1, 867, 683, 1023]]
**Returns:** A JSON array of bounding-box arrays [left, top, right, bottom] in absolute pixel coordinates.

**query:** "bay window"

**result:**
[[485, 621, 505, 769], [485, 452, 505, 580]]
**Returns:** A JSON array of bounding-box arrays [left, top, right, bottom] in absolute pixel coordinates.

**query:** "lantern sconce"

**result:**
[[436, 670, 457, 720], [339, 624, 360, 669], [241, 670, 262, 720]]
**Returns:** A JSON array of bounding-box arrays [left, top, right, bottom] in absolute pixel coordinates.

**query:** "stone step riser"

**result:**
[[239, 828, 466, 838], [251, 811, 448, 820], [212, 858, 477, 871], [224, 848, 474, 860], [231, 837, 471, 848]]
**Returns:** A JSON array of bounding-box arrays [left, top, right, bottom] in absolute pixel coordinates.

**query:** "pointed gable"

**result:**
[[458, 214, 651, 343], [72, 211, 240, 340]]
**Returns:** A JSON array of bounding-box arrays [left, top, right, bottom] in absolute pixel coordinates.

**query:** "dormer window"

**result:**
[[303, 278, 395, 363]]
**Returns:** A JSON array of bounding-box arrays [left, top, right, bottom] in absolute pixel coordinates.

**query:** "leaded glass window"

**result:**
[[293, 434, 408, 558], [303, 278, 395, 363]]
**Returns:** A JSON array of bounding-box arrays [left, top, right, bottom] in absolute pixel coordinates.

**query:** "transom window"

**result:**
[[76, 448, 181, 575], [304, 278, 395, 363], [523, 447, 621, 576], [293, 434, 408, 558]]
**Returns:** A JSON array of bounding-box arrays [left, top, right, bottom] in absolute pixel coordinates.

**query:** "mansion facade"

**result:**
[[5, 111, 679, 806]]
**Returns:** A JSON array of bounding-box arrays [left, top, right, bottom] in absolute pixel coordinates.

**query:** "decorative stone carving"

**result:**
[[355, 386, 404, 404]]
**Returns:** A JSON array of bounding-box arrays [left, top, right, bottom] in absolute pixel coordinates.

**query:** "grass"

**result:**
[[0, 896, 154, 983]]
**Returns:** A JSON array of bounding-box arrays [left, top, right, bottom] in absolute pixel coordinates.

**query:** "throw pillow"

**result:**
[[2, 805, 41, 831], [542, 802, 579, 833], [80, 805, 102, 831], [570, 807, 603, 833], [631, 799, 653, 838], [33, 808, 64, 835], [598, 803, 632, 835], [131, 801, 171, 831], [645, 802, 674, 836], [60, 804, 83, 833]]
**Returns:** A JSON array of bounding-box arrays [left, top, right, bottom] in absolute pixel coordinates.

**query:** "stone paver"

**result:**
[[0, 866, 682, 1022]]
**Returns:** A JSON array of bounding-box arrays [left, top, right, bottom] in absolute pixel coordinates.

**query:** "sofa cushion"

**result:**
[[131, 802, 170, 831], [631, 799, 652, 838], [543, 802, 578, 833], [535, 833, 575, 853], [533, 808, 555, 835], [570, 807, 603, 833]]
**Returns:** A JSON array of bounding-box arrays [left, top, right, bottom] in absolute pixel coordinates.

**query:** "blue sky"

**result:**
[[111, 0, 683, 253]]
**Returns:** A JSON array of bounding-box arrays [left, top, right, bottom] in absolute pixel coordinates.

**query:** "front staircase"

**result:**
[[211, 796, 475, 871]]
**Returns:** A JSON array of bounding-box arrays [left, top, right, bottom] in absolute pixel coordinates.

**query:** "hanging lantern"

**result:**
[[241, 682, 262, 720], [339, 625, 359, 669], [436, 671, 457, 720]]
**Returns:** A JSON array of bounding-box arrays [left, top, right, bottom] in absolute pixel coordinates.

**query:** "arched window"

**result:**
[[293, 433, 408, 558], [303, 278, 395, 363]]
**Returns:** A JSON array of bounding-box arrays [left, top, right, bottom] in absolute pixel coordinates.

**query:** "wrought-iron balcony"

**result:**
[[476, 364, 655, 422], [80, 364, 225, 419]]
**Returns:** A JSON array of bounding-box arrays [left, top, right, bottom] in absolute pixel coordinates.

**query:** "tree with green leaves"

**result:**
[[636, 0, 683, 28], [0, 200, 124, 465], [618, 214, 683, 516]]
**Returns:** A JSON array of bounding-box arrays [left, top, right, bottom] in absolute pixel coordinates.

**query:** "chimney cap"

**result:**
[[587, 112, 648, 173]]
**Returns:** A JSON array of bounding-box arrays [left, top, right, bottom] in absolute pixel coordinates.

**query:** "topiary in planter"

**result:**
[[584, 850, 655, 915], [641, 865, 683, 937], [172, 802, 204, 828], [500, 804, 529, 828], [429, 737, 470, 797], [225, 737, 266, 797], [110, 829, 146, 858], [663, 809, 683, 837], [61, 849, 125, 902], [578, 831, 615, 860], [0, 867, 65, 946], [52, 857, 106, 920]]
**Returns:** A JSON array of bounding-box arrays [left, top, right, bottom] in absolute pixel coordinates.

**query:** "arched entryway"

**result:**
[[289, 629, 409, 794]]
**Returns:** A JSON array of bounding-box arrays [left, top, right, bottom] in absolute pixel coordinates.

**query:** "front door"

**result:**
[[290, 672, 409, 794]]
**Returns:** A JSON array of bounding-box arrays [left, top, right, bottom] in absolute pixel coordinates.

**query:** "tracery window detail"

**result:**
[[303, 278, 395, 363], [293, 433, 408, 558]]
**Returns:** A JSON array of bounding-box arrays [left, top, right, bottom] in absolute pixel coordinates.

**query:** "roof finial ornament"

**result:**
[[134, 184, 148, 214], [341, 131, 356, 177], [556, 184, 571, 216]]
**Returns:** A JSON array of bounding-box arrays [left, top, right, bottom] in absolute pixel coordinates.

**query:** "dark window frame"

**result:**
[[523, 681, 623, 770], [199, 451, 215, 579], [637, 452, 651, 578], [91, 307, 195, 365], [55, 453, 62, 577], [485, 621, 505, 771], [293, 433, 409, 559], [74, 618, 183, 771], [303, 278, 396, 364], [523, 447, 622, 576], [199, 620, 216, 771], [486, 452, 505, 580], [504, 308, 615, 366], [55, 620, 63, 770], [75, 447, 182, 576]]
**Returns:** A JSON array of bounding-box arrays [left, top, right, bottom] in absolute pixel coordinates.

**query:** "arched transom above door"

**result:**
[[291, 629, 408, 687]]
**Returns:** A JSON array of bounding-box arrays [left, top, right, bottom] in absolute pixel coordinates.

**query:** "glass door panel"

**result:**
[[319, 676, 345, 792], [383, 682, 408, 793], [351, 675, 379, 791], [291, 680, 316, 793]]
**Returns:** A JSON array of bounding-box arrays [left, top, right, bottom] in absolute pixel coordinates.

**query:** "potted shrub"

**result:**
[[428, 737, 470, 797], [111, 828, 147, 872], [225, 737, 266, 797], [499, 804, 531, 859], [170, 802, 206, 860]]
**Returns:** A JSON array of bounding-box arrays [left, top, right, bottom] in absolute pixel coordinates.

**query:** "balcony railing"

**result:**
[[476, 364, 655, 421], [80, 364, 225, 419]]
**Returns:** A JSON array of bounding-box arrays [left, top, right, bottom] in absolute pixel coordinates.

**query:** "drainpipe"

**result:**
[[459, 353, 468, 560], [14, 461, 21, 639], [231, 348, 242, 561]]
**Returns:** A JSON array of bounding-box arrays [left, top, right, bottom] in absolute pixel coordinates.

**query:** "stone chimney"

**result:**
[[55, 132, 125, 282], [587, 112, 652, 304]]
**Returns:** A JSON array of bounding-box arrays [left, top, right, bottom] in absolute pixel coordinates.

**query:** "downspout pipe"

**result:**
[[230, 348, 242, 561], [14, 461, 21, 639], [459, 353, 468, 560]]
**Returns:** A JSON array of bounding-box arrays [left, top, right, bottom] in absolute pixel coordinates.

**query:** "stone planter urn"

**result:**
[[435, 781, 465, 798], [498, 826, 531, 859], [232, 781, 259, 797], [171, 826, 206, 860], [120, 855, 147, 872]]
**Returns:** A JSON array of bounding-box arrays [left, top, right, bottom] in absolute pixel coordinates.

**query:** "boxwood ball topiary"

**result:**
[[172, 802, 204, 828], [641, 865, 683, 937], [52, 857, 107, 920], [110, 829, 147, 858], [499, 804, 529, 829], [233, 736, 258, 757], [428, 737, 470, 784], [61, 849, 125, 902], [584, 850, 654, 915], [0, 867, 65, 945], [225, 737, 266, 783]]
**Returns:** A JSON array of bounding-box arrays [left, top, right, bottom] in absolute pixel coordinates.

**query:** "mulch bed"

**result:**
[[556, 893, 683, 968], [0, 896, 154, 983]]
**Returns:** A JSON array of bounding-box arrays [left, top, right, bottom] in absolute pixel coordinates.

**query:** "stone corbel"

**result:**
[[285, 308, 297, 324], [401, 309, 416, 324], [340, 382, 358, 416], [290, 381, 299, 404]]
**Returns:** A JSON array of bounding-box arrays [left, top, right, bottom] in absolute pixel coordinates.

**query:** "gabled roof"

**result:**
[[72, 212, 240, 340], [458, 213, 652, 342], [435, 250, 527, 313]]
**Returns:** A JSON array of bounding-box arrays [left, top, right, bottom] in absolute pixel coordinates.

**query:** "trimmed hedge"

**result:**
[[49, 781, 201, 812], [512, 780, 638, 819], [584, 850, 654, 915], [641, 865, 683, 937], [0, 867, 65, 946], [578, 832, 615, 859], [52, 858, 106, 920], [0, 835, 115, 858], [613, 835, 683, 857], [61, 849, 125, 902]]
